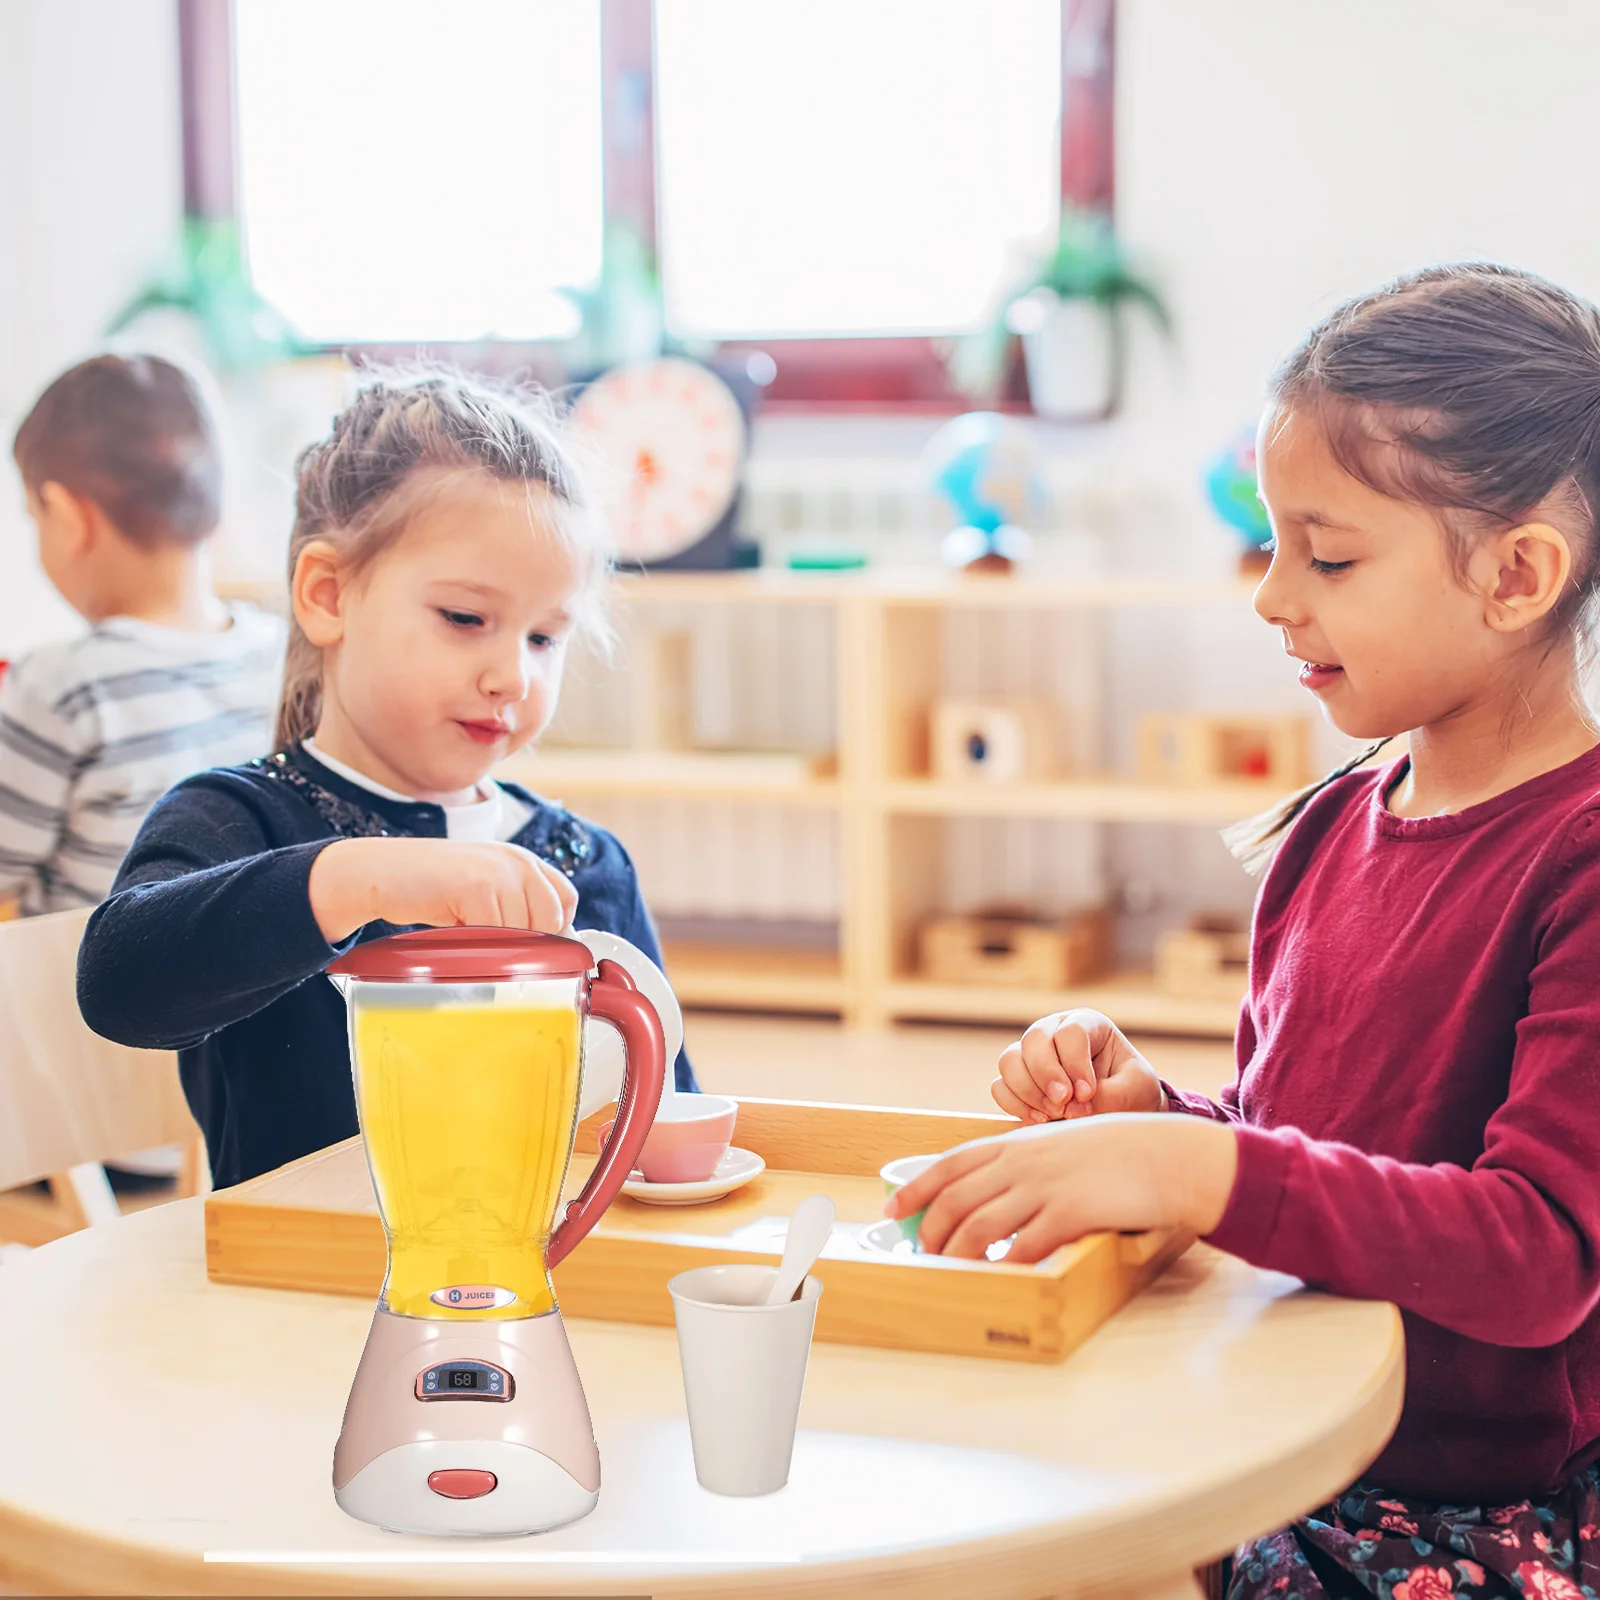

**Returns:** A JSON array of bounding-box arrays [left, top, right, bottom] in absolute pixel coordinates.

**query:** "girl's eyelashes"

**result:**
[[1310, 557, 1356, 575], [437, 607, 569, 648]]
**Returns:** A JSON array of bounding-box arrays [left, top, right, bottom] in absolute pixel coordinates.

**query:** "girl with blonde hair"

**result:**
[[79, 370, 696, 1188]]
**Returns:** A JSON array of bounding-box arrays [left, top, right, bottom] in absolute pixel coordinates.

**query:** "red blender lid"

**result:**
[[327, 928, 595, 983]]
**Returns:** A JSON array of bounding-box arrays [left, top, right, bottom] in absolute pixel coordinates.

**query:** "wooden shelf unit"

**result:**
[[881, 975, 1243, 1035], [661, 942, 847, 1014], [499, 747, 839, 806], [880, 777, 1285, 824], [490, 569, 1283, 1039]]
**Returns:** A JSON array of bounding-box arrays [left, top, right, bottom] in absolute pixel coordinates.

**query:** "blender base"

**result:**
[[334, 1305, 602, 1536], [336, 1440, 598, 1536]]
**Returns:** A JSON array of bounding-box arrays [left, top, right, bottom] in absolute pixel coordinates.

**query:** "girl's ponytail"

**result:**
[[1223, 738, 1396, 875], [1225, 261, 1600, 872], [275, 620, 324, 748]]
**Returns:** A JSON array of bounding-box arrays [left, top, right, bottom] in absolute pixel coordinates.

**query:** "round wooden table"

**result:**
[[0, 1199, 1401, 1599]]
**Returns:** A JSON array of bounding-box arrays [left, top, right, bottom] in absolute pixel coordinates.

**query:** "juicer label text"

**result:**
[[429, 1284, 517, 1310]]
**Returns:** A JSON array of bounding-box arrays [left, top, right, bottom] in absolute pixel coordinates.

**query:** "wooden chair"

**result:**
[[0, 906, 206, 1246]]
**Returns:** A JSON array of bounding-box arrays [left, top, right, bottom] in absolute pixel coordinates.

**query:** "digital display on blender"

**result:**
[[416, 1360, 511, 1400]]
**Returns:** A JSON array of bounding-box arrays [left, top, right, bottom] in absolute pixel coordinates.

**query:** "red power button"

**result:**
[[426, 1469, 498, 1499]]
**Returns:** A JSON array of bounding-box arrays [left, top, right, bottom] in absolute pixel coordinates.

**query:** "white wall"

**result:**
[[1110, 0, 1600, 544], [0, 0, 183, 654]]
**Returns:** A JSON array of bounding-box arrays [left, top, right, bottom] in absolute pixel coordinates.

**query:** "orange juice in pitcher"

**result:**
[[353, 1001, 581, 1318]]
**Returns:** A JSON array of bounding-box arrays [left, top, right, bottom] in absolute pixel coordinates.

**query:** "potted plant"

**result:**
[[949, 209, 1170, 422]]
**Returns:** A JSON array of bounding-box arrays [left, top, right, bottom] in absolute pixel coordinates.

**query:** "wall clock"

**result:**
[[568, 357, 754, 570]]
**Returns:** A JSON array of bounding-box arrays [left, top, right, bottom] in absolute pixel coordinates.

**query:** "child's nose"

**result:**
[[480, 641, 535, 701], [1252, 555, 1304, 630]]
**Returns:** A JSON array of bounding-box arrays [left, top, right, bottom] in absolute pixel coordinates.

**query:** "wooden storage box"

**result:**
[[919, 908, 1110, 989], [931, 698, 1060, 783], [205, 1097, 1189, 1365], [1155, 915, 1250, 1001], [1138, 713, 1311, 787]]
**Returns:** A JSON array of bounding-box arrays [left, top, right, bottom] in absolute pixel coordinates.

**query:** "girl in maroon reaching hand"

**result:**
[[887, 264, 1600, 1600]]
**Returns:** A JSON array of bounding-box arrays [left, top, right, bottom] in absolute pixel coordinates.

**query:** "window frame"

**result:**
[[186, 0, 1115, 414]]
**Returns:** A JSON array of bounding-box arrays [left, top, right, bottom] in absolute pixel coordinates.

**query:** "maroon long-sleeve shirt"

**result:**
[[1167, 747, 1600, 1503]]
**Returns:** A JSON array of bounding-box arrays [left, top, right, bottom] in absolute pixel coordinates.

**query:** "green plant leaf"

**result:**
[[104, 215, 307, 371], [1006, 207, 1170, 330]]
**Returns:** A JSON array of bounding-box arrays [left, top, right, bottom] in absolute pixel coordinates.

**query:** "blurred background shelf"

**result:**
[[660, 942, 847, 1014], [882, 974, 1242, 1036], [500, 748, 839, 805], [598, 570, 1258, 610], [516, 573, 1286, 1040], [881, 778, 1286, 823]]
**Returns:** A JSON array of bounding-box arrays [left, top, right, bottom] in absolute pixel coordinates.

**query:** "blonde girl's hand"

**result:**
[[992, 1009, 1166, 1123], [885, 1114, 1238, 1263], [308, 837, 579, 944]]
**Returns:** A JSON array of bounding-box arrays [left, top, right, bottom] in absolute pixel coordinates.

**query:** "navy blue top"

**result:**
[[77, 744, 696, 1189]]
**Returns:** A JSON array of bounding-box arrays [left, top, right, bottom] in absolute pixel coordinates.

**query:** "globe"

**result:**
[[922, 411, 1045, 567], [1204, 431, 1272, 551]]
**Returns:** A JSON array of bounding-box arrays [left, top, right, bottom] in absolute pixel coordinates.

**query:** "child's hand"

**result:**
[[884, 1114, 1238, 1262], [993, 1009, 1166, 1123], [309, 837, 579, 944]]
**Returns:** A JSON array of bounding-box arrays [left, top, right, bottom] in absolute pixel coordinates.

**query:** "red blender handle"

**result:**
[[546, 958, 667, 1269]]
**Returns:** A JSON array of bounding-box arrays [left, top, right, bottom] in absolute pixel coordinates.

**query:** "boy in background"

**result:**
[[1, 353, 283, 916]]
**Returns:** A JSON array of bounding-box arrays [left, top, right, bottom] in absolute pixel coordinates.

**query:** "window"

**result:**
[[234, 0, 604, 343], [211, 0, 1112, 407], [654, 0, 1061, 340]]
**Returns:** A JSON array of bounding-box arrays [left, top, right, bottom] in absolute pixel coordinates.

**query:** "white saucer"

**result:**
[[860, 1219, 920, 1256], [620, 1147, 766, 1206]]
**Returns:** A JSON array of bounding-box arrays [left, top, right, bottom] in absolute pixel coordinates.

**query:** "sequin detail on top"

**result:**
[[247, 748, 597, 879], [249, 750, 397, 839], [527, 809, 595, 879]]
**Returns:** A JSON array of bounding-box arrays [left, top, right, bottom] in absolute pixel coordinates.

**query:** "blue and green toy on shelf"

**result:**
[[1204, 430, 1273, 573]]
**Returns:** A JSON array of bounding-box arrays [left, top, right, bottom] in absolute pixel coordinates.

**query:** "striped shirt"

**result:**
[[0, 604, 285, 914]]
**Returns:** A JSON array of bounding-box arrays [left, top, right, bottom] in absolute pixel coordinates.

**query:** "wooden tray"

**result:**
[[204, 1097, 1191, 1364]]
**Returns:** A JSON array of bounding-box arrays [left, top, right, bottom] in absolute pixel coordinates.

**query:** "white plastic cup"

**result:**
[[668, 1263, 823, 1496]]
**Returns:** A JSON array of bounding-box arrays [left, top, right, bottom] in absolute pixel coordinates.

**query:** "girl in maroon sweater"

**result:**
[[887, 264, 1600, 1600]]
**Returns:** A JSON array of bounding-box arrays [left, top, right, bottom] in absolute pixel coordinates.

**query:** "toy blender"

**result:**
[[327, 928, 666, 1536]]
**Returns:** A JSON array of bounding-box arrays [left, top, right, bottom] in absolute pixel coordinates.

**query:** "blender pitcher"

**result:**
[[327, 928, 666, 1536]]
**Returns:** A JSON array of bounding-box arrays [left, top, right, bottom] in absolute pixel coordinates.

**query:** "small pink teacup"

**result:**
[[602, 1092, 739, 1185]]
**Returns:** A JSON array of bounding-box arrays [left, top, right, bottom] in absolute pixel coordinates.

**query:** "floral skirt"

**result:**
[[1229, 1468, 1600, 1600]]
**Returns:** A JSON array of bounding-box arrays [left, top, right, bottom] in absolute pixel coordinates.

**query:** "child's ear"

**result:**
[[291, 540, 349, 648], [33, 482, 93, 555], [1482, 521, 1573, 633]]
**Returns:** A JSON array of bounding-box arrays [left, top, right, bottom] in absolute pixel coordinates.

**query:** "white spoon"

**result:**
[[765, 1194, 837, 1306]]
